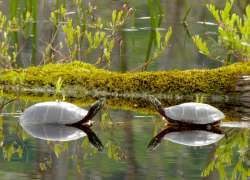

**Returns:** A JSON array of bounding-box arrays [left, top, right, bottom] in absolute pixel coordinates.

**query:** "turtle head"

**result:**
[[89, 98, 106, 117], [71, 98, 106, 126], [148, 95, 166, 118], [148, 95, 163, 111]]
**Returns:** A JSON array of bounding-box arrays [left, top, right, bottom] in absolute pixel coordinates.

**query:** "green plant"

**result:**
[[100, 111, 114, 129], [140, 27, 172, 71], [0, 0, 38, 68], [0, 1, 132, 68], [0, 12, 17, 68], [202, 129, 250, 180], [139, 0, 172, 71], [47, 1, 132, 66], [193, 0, 250, 64], [54, 76, 65, 101]]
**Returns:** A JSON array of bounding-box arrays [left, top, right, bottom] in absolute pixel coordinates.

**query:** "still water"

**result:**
[[1, 0, 248, 70], [0, 99, 249, 179], [0, 0, 249, 179]]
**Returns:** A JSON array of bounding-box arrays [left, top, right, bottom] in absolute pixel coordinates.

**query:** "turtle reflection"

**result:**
[[148, 126, 224, 150], [20, 123, 104, 151]]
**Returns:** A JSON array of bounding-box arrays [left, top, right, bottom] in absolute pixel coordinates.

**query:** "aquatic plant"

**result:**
[[193, 0, 250, 64], [0, 12, 18, 68], [0, 1, 133, 68], [140, 0, 172, 71], [47, 1, 133, 66], [0, 98, 25, 161], [0, 0, 39, 67], [202, 129, 250, 179], [55, 76, 65, 101]]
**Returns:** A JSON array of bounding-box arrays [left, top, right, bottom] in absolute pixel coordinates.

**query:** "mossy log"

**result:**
[[0, 61, 250, 120], [0, 61, 250, 96]]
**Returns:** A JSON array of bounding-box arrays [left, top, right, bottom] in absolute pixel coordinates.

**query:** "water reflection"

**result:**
[[202, 128, 250, 179], [0, 97, 250, 179], [20, 123, 103, 151], [148, 125, 224, 150]]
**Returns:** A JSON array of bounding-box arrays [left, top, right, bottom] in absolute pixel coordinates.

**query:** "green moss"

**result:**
[[0, 61, 250, 96]]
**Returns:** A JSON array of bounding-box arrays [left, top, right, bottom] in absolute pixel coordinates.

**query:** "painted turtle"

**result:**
[[149, 96, 224, 127], [20, 98, 105, 126]]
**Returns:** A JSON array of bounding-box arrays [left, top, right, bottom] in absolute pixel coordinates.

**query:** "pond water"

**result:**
[[0, 0, 250, 179], [0, 99, 250, 179], [0, 0, 248, 70]]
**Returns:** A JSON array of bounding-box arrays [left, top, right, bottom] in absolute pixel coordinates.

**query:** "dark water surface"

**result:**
[[0, 99, 250, 180]]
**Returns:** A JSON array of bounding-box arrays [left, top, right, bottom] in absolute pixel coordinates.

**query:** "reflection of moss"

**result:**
[[1, 91, 158, 114], [0, 61, 249, 95]]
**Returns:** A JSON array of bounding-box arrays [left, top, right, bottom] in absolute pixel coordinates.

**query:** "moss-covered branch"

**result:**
[[0, 61, 250, 96]]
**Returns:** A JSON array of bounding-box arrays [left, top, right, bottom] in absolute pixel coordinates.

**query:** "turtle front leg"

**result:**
[[66, 120, 94, 128], [81, 120, 95, 127]]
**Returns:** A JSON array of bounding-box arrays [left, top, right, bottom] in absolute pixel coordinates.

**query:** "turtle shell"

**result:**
[[20, 102, 88, 125], [20, 124, 86, 141], [164, 130, 224, 146], [164, 103, 224, 124]]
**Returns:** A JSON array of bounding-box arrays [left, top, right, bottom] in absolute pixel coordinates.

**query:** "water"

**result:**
[[1, 0, 248, 70], [0, 99, 250, 179], [0, 0, 250, 179]]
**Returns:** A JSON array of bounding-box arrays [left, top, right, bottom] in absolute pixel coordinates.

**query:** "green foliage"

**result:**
[[52, 143, 68, 158], [202, 129, 250, 180], [193, 0, 250, 64], [2, 143, 23, 161], [110, 9, 129, 34], [100, 111, 114, 128], [55, 77, 63, 93], [106, 140, 127, 161], [55, 76, 65, 101], [0, 0, 39, 67], [0, 12, 17, 68], [147, 0, 163, 28], [0, 1, 133, 68], [152, 27, 172, 59], [142, 27, 172, 71], [192, 35, 210, 56], [47, 1, 132, 66], [39, 157, 52, 172], [141, 0, 172, 71]]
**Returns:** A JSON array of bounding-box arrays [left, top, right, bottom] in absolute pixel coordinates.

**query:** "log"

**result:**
[[0, 61, 250, 114], [0, 61, 250, 96]]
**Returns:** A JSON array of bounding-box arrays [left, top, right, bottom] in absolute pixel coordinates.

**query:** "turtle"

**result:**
[[20, 98, 105, 127], [149, 96, 225, 128], [147, 125, 224, 150], [20, 123, 103, 151]]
